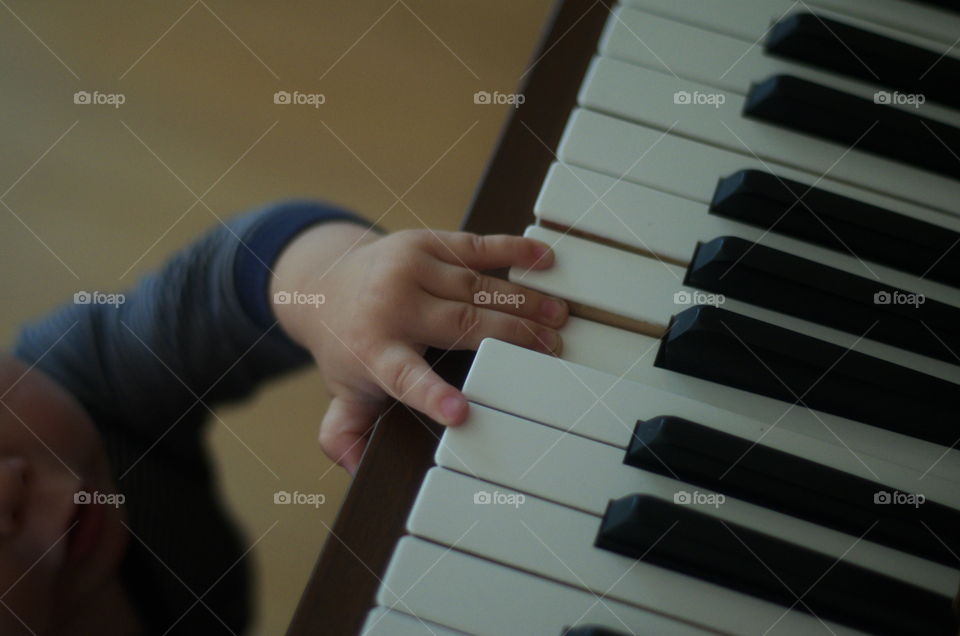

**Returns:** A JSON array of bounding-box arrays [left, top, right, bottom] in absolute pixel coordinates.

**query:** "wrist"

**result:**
[[270, 221, 381, 348]]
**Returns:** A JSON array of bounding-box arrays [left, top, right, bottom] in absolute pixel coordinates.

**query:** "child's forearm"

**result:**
[[13, 202, 371, 436]]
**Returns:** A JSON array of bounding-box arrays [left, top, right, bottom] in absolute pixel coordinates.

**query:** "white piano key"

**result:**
[[512, 225, 960, 387], [432, 417, 957, 594], [558, 106, 960, 229], [534, 162, 960, 311], [361, 607, 466, 636], [601, 7, 960, 128], [577, 56, 960, 216], [620, 0, 960, 48], [379, 536, 715, 636], [540, 315, 960, 486], [557, 108, 734, 206], [463, 338, 960, 509], [406, 467, 871, 636], [510, 225, 684, 327]]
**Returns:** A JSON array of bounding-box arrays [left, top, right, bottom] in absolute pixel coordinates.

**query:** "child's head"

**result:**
[[0, 354, 128, 634]]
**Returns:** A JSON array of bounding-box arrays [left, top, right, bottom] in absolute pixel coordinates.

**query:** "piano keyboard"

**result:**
[[362, 1, 960, 634]]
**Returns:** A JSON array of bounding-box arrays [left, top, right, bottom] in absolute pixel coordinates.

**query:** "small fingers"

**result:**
[[423, 264, 568, 329], [373, 344, 469, 427], [420, 299, 562, 356], [318, 396, 382, 475], [426, 232, 555, 271]]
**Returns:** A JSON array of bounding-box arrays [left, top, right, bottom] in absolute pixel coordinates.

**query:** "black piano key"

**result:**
[[765, 13, 960, 110], [562, 627, 630, 636], [654, 305, 960, 446], [710, 169, 960, 288], [743, 74, 960, 181], [911, 0, 960, 11], [625, 415, 960, 566], [684, 235, 960, 364], [596, 495, 956, 636]]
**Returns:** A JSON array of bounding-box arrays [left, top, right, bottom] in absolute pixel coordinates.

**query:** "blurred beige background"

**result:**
[[0, 1, 552, 633]]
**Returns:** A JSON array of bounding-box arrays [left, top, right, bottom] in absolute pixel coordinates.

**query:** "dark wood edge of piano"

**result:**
[[285, 2, 611, 634]]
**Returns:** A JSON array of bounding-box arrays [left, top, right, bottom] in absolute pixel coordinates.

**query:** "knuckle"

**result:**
[[454, 302, 480, 336], [328, 333, 375, 377], [417, 229, 439, 248], [394, 228, 423, 243], [382, 229, 409, 249], [469, 273, 491, 301], [392, 229, 430, 251], [384, 358, 417, 398], [468, 233, 485, 259], [368, 253, 423, 297], [387, 251, 419, 277]]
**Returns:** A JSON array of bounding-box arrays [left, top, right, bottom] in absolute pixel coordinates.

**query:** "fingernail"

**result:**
[[440, 395, 466, 424], [536, 329, 559, 354], [540, 298, 566, 322], [532, 242, 552, 264]]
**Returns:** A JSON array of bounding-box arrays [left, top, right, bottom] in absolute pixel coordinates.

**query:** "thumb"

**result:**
[[319, 396, 382, 475]]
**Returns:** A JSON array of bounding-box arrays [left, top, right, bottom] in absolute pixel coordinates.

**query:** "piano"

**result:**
[[285, 1, 960, 634]]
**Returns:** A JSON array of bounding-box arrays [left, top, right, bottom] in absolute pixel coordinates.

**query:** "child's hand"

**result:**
[[271, 223, 568, 474]]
